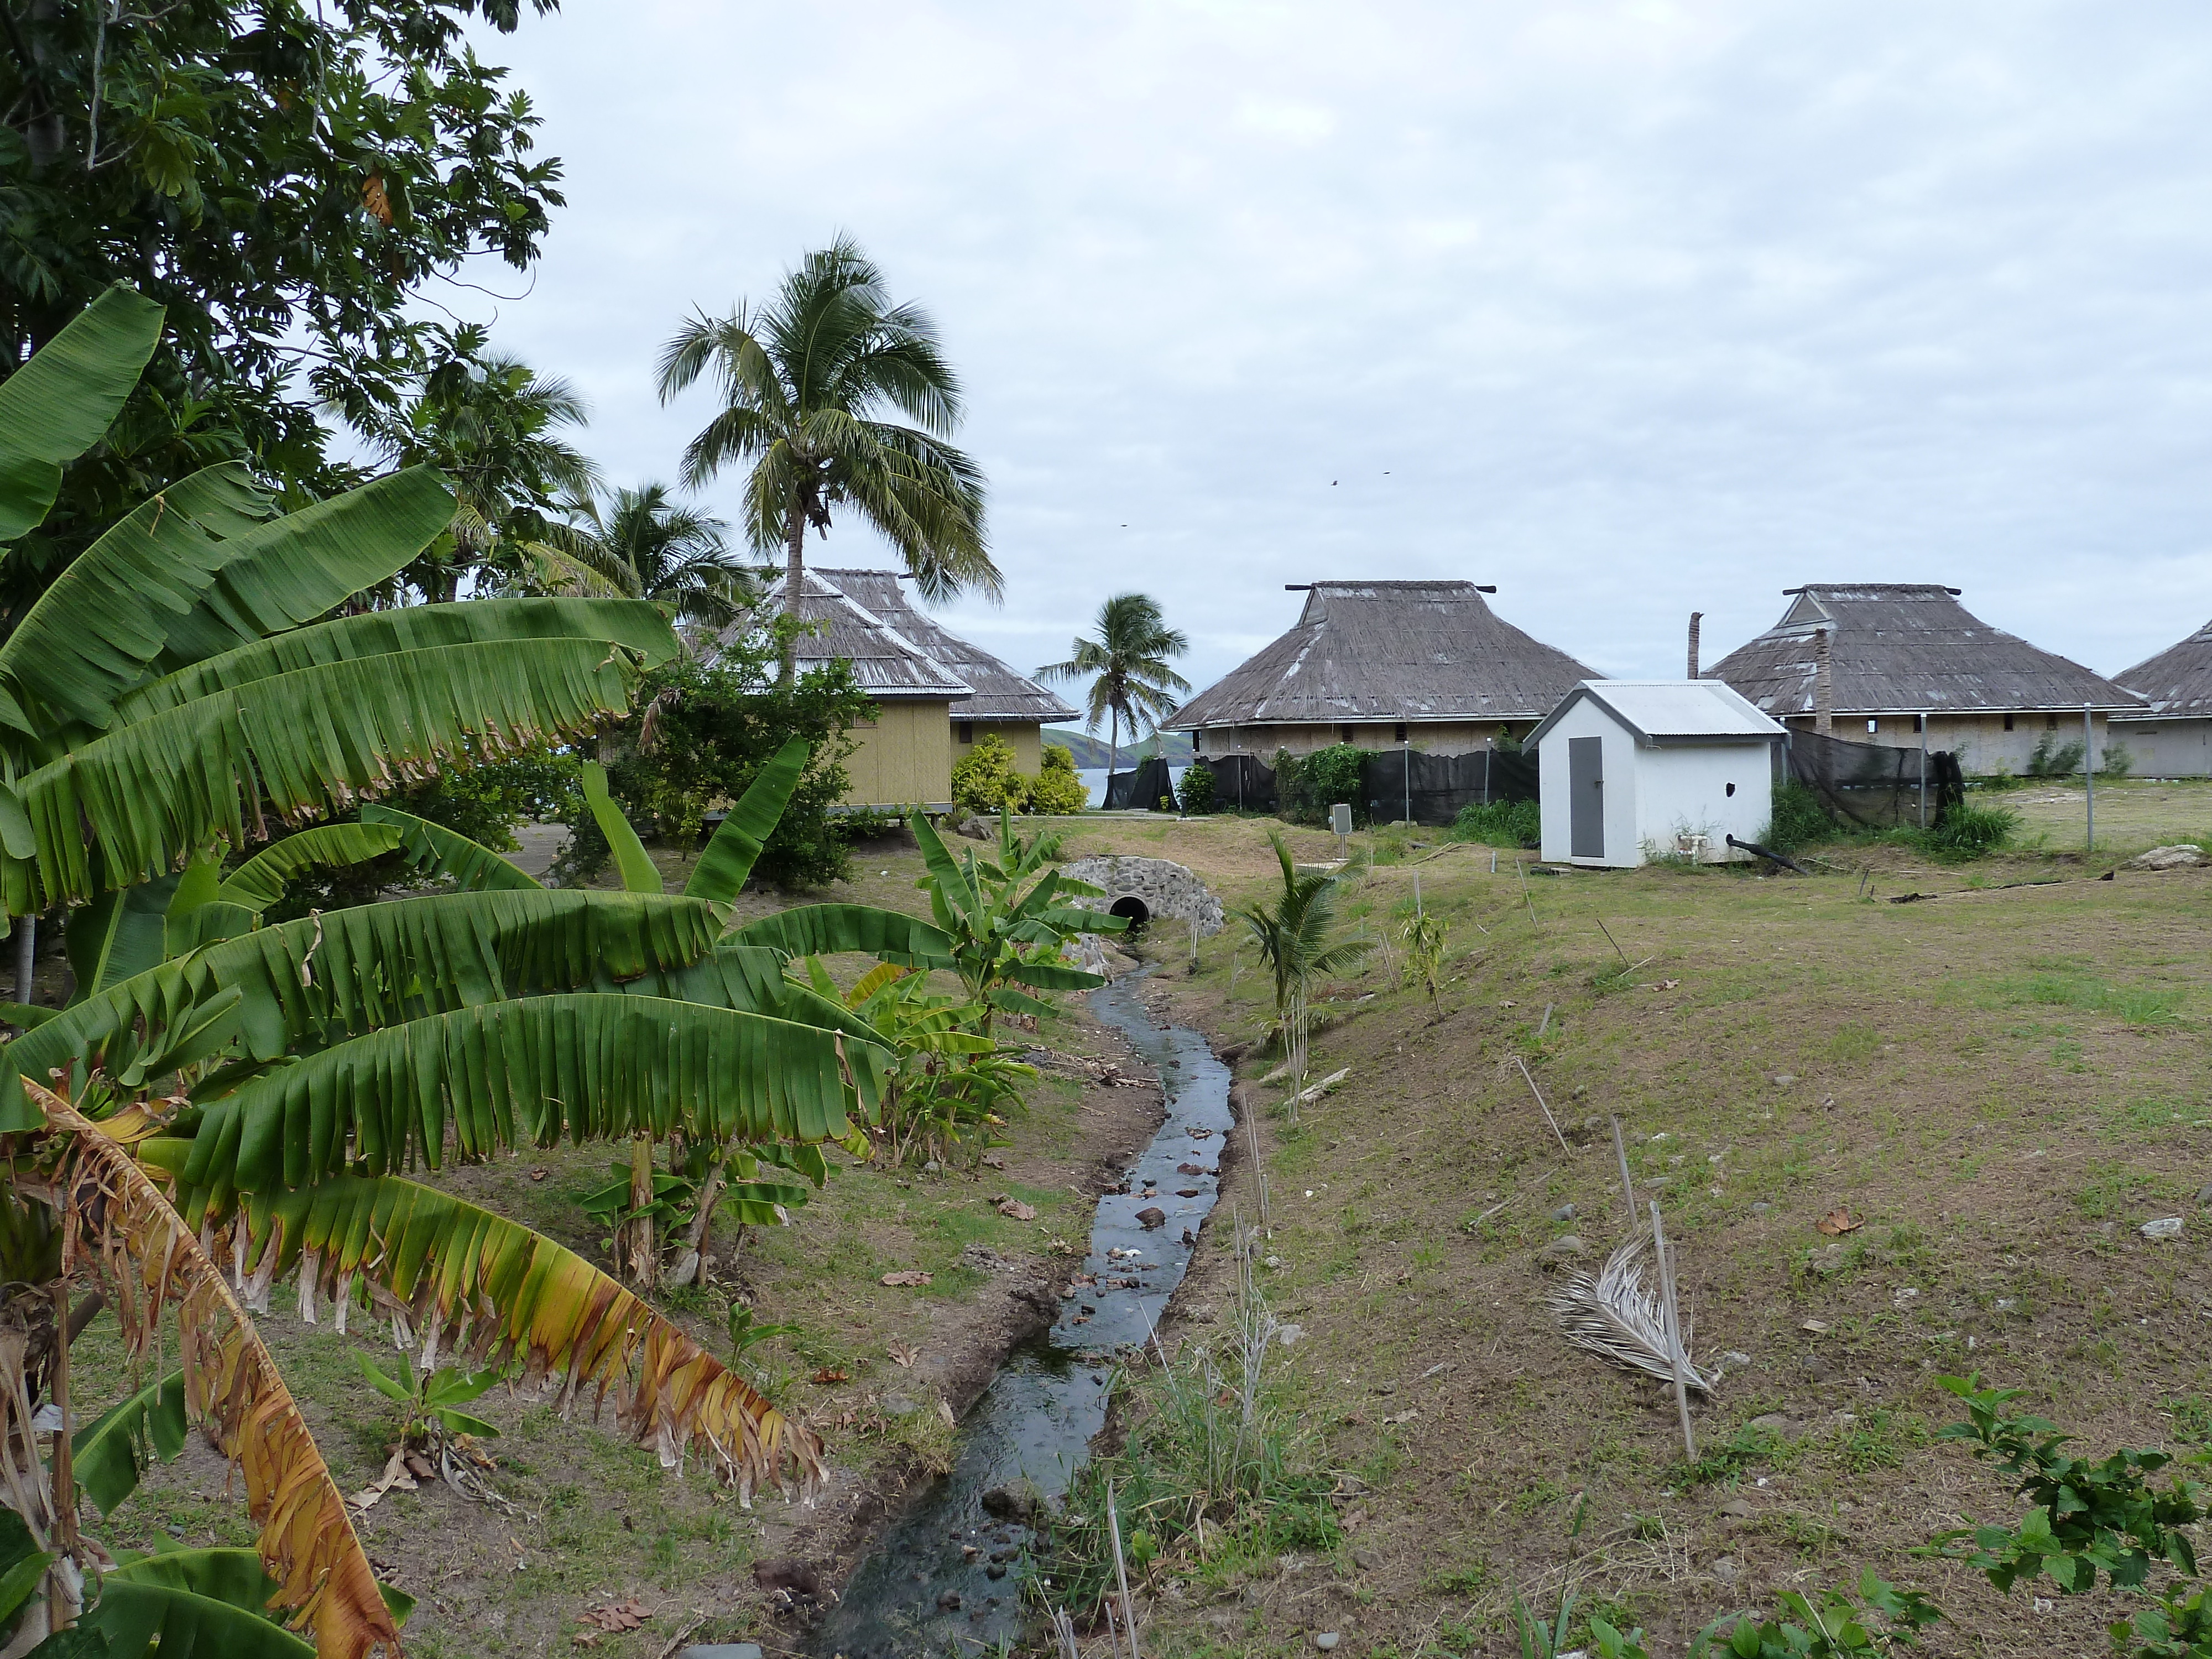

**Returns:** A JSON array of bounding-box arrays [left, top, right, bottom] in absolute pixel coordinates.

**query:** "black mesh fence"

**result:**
[[1360, 748, 1538, 825], [1786, 729, 1964, 828], [1101, 756, 1176, 811], [1182, 747, 1539, 825]]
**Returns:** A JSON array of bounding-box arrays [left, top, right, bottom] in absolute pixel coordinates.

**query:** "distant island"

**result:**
[[1041, 728, 1195, 768]]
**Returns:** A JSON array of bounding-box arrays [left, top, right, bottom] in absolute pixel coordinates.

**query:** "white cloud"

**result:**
[[453, 0, 2212, 703]]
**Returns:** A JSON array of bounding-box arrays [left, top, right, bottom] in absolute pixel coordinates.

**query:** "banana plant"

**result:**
[[906, 806, 1120, 1034], [0, 291, 941, 1659]]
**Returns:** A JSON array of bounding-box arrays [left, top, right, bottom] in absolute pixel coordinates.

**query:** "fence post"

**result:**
[[2084, 702, 2095, 852], [1402, 738, 1411, 826], [1919, 713, 1928, 830]]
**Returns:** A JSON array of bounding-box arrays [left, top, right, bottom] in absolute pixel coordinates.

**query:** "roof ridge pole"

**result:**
[[1814, 627, 1835, 736]]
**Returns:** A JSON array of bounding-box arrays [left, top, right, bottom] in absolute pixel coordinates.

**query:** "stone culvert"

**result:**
[[1060, 855, 1225, 936]]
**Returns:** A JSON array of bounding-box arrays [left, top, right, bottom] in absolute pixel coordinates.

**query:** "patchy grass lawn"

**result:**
[[1043, 810, 2212, 1658]]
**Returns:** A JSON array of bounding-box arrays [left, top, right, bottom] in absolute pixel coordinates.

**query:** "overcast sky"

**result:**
[[454, 0, 2212, 717]]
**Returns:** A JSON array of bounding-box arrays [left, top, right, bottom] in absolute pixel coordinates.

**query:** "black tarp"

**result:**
[[1359, 747, 1541, 826], [1102, 756, 1176, 811], [1786, 729, 1963, 827], [1198, 754, 1279, 813]]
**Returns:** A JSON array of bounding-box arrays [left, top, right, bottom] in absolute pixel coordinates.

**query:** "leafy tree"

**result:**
[[535, 480, 760, 632], [951, 731, 1030, 813], [1029, 743, 1088, 815], [0, 0, 566, 504], [1036, 592, 1190, 783], [552, 620, 875, 889], [654, 237, 998, 675]]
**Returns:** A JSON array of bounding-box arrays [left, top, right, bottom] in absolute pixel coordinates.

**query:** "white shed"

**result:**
[[1526, 681, 1785, 868]]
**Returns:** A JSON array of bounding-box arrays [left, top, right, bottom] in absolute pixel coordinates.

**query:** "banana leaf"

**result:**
[[361, 803, 541, 891], [71, 1368, 187, 1517], [0, 465, 273, 737], [581, 760, 661, 894], [63, 875, 180, 1002], [139, 1156, 825, 1500], [0, 285, 164, 544], [215, 825, 406, 911], [7, 635, 646, 912], [683, 738, 807, 904], [724, 904, 954, 967], [175, 993, 886, 1198]]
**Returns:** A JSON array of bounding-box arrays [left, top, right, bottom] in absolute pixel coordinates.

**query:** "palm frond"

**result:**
[[45, 1085, 401, 1659], [1548, 1233, 1713, 1394]]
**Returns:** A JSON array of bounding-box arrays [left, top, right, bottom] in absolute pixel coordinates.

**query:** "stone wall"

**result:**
[[1061, 854, 1225, 936]]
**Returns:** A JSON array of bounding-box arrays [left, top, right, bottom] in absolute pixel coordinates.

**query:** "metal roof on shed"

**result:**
[[1527, 680, 1785, 749]]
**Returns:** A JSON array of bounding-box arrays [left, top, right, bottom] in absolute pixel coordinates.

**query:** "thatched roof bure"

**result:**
[[1167, 581, 1599, 729], [1708, 585, 2143, 717], [2115, 619, 2212, 717], [813, 569, 1075, 722], [726, 570, 973, 699]]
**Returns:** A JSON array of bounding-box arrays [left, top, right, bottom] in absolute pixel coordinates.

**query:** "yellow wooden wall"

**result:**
[[952, 718, 1045, 771], [842, 699, 955, 808]]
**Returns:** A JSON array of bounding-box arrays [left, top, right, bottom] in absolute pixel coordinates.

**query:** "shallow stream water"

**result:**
[[804, 971, 1233, 1657]]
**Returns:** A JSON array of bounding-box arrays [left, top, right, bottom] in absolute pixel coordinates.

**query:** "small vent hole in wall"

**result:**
[[1726, 782, 1736, 796]]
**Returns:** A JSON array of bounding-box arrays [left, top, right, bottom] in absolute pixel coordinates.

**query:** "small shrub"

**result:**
[[1177, 760, 1217, 815], [1452, 798, 1541, 849], [1918, 800, 2018, 859], [2027, 732, 2087, 778], [2101, 744, 2135, 779], [1027, 743, 1088, 814], [951, 732, 1030, 813], [1691, 1572, 1942, 1657], [1764, 779, 1839, 855]]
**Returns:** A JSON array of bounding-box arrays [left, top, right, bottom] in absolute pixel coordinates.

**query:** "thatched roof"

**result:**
[[2114, 620, 2212, 718], [816, 569, 1074, 722], [1708, 585, 2144, 717], [728, 571, 972, 700], [1167, 581, 1599, 730]]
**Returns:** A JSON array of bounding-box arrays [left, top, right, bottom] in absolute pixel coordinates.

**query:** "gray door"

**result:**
[[1568, 736, 1604, 859]]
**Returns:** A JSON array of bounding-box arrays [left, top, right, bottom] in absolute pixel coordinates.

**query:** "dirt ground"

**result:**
[[1048, 804, 2212, 1658]]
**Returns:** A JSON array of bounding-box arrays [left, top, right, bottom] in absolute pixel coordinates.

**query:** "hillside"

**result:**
[[1043, 726, 1194, 767]]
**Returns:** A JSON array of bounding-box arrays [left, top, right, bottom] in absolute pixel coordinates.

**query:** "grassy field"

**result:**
[[1032, 801, 2212, 1657], [54, 792, 2212, 1658]]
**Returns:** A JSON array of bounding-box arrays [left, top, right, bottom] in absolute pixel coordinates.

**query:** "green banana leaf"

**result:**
[[0, 285, 165, 544], [71, 1368, 187, 1517], [683, 738, 808, 904], [82, 1573, 315, 1658], [0, 464, 273, 737], [215, 825, 406, 910], [0, 889, 734, 1130], [724, 904, 954, 967], [6, 636, 646, 914], [360, 804, 541, 891], [148, 467, 455, 674], [176, 993, 888, 1198], [113, 597, 682, 728], [581, 760, 662, 894], [63, 875, 180, 1003]]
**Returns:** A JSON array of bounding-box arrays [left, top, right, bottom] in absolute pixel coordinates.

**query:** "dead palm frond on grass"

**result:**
[[1548, 1233, 1713, 1395]]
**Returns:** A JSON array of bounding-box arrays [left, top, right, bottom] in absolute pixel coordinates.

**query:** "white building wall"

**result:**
[[2106, 717, 2212, 779], [1536, 698, 1639, 866], [1633, 745, 1771, 862], [1537, 698, 1775, 868]]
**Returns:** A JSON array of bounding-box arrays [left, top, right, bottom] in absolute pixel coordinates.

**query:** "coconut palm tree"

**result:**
[[1035, 592, 1192, 790], [654, 237, 998, 676], [535, 482, 761, 634], [360, 328, 601, 603]]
